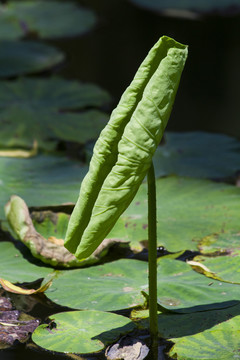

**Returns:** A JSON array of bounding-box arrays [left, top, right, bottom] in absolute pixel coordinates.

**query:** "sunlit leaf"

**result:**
[[0, 1, 96, 39], [198, 230, 240, 255], [192, 251, 240, 285], [45, 259, 148, 310], [0, 242, 51, 283], [0, 40, 64, 78], [169, 314, 240, 359], [155, 258, 240, 313], [32, 310, 136, 354], [109, 176, 240, 252], [64, 36, 188, 259], [0, 273, 54, 295]]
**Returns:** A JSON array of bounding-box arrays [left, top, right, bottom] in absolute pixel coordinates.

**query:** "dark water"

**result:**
[[2, 1, 240, 359], [56, 0, 240, 138]]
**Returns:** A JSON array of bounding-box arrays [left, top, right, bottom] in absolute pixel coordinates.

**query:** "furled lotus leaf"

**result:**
[[65, 36, 188, 259]]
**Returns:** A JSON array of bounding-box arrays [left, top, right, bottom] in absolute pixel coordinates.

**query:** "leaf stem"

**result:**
[[147, 161, 158, 359]]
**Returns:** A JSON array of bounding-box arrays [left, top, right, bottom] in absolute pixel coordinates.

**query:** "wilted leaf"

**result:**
[[0, 296, 39, 349], [198, 230, 240, 255], [5, 195, 125, 267], [0, 273, 54, 295], [0, 242, 51, 283], [0, 40, 64, 78], [32, 310, 136, 354], [192, 252, 240, 285], [0, 1, 96, 39], [0, 140, 38, 158]]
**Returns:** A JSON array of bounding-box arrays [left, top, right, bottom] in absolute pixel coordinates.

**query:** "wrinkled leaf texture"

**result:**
[[64, 36, 188, 259]]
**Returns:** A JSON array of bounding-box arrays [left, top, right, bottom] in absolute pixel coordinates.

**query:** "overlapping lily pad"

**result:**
[[136, 302, 240, 338], [32, 310, 136, 354], [4, 195, 124, 268], [0, 154, 88, 219], [169, 314, 240, 359], [198, 230, 240, 255], [154, 132, 240, 179], [109, 176, 240, 252], [129, 0, 240, 17], [155, 258, 240, 313], [0, 40, 64, 78], [0, 1, 96, 40], [0, 77, 110, 150], [45, 259, 148, 311], [0, 242, 51, 283]]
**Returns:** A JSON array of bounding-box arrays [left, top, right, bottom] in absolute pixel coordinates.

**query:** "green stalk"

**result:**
[[147, 161, 158, 359]]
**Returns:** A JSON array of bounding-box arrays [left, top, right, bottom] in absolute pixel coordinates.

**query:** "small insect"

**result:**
[[46, 318, 56, 332]]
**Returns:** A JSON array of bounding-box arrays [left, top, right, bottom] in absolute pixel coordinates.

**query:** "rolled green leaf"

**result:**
[[64, 35, 188, 259]]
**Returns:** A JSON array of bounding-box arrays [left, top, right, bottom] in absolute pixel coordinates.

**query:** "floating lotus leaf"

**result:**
[[153, 132, 240, 179], [0, 1, 96, 40], [0, 154, 88, 219], [198, 230, 240, 255], [135, 303, 240, 338], [108, 176, 240, 252], [45, 259, 148, 311], [169, 313, 240, 359], [0, 40, 64, 78], [0, 77, 110, 150], [32, 310, 136, 354], [155, 258, 240, 313], [0, 242, 51, 283], [129, 0, 240, 17], [192, 252, 240, 285]]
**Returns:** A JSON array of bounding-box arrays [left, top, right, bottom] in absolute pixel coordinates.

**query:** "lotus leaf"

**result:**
[[169, 314, 240, 359], [32, 310, 136, 354], [155, 258, 240, 313], [0, 242, 51, 283], [0, 155, 88, 219], [0, 1, 96, 39], [0, 40, 64, 77], [129, 0, 240, 17], [65, 36, 188, 259], [108, 176, 240, 252], [0, 77, 110, 150], [45, 259, 148, 310], [153, 131, 240, 179]]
